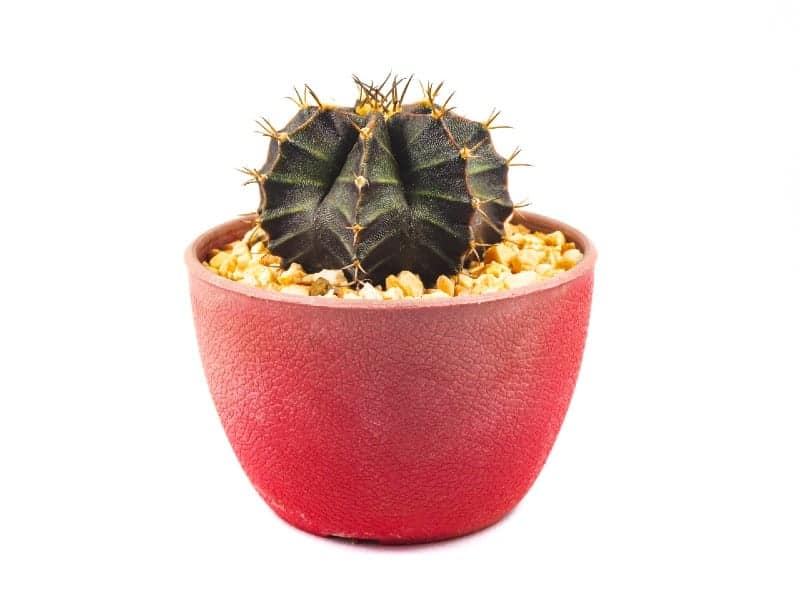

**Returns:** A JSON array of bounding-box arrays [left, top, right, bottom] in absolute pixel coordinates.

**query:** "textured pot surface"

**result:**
[[186, 212, 596, 543]]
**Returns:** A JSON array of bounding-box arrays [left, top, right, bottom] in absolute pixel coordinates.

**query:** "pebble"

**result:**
[[203, 222, 584, 300]]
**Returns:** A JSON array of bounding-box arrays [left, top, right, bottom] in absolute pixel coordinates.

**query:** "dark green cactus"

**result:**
[[245, 76, 521, 286]]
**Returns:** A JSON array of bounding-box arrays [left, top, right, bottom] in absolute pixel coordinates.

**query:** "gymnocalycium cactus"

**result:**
[[242, 75, 526, 286]]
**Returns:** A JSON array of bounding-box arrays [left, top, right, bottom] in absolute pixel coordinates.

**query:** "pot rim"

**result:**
[[185, 210, 597, 310]]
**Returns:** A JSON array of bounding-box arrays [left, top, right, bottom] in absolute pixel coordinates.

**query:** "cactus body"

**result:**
[[252, 78, 514, 285]]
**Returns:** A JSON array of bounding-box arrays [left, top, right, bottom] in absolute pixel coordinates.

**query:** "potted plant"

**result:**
[[185, 76, 596, 543]]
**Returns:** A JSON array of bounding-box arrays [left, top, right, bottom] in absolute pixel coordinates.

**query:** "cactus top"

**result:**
[[247, 77, 516, 286]]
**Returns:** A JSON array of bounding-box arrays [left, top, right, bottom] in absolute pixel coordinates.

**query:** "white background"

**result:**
[[1, 1, 798, 598]]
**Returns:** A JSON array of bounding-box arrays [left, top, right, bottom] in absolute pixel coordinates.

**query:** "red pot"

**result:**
[[186, 212, 596, 544]]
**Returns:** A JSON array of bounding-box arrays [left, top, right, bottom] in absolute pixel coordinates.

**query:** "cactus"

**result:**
[[244, 76, 523, 286]]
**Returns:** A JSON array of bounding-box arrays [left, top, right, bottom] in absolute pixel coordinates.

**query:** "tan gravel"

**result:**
[[204, 221, 583, 300]]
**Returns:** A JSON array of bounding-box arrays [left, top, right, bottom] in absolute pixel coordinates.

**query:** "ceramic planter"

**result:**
[[186, 211, 596, 544]]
